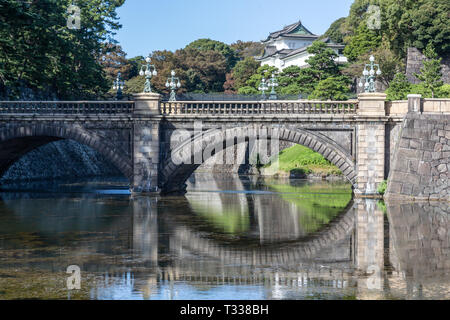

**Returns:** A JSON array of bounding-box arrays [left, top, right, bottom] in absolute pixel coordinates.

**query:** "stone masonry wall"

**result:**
[[385, 113, 450, 200], [406, 47, 450, 84]]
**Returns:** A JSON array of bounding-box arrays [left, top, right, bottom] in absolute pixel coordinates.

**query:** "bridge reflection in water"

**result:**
[[0, 174, 448, 300]]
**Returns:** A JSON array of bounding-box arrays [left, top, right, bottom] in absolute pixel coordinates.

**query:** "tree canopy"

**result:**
[[0, 0, 125, 99], [186, 38, 239, 71]]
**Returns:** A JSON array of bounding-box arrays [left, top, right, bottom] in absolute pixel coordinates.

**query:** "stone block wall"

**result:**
[[385, 113, 450, 200], [406, 47, 450, 84]]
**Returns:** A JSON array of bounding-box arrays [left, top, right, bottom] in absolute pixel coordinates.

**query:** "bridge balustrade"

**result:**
[[159, 100, 358, 115], [0, 101, 135, 114]]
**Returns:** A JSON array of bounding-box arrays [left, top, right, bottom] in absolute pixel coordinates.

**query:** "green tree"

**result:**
[[99, 43, 134, 81], [414, 42, 443, 98], [186, 38, 238, 71], [343, 0, 384, 36], [343, 45, 404, 87], [231, 57, 260, 90], [322, 17, 347, 44], [309, 76, 351, 100], [237, 86, 259, 95], [385, 73, 412, 100], [384, 0, 450, 57], [127, 56, 145, 79], [244, 65, 279, 90], [305, 41, 341, 82], [343, 23, 382, 62], [0, 0, 125, 99]]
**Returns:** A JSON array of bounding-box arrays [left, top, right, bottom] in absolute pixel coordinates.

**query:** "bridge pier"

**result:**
[[131, 93, 161, 194], [355, 93, 387, 196]]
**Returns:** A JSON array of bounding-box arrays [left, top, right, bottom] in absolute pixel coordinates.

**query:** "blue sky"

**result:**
[[113, 0, 354, 58]]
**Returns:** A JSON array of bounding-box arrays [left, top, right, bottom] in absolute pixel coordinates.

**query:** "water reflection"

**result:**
[[0, 174, 448, 300]]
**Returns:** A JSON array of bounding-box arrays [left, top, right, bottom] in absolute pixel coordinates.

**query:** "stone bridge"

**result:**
[[0, 93, 448, 198]]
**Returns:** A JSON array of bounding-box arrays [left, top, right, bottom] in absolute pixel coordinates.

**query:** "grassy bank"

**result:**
[[262, 144, 342, 177]]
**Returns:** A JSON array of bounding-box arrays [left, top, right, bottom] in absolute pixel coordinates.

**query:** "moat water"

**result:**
[[0, 174, 448, 300]]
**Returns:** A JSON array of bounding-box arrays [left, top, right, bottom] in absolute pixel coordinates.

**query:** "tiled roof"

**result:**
[[262, 20, 317, 42]]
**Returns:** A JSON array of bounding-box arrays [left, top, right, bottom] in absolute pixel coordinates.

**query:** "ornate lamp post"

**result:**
[[112, 72, 124, 100], [165, 70, 181, 101], [267, 73, 279, 100], [258, 77, 269, 100], [359, 55, 382, 93], [139, 55, 157, 93]]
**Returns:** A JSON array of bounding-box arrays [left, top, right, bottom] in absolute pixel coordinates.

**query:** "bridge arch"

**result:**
[[0, 124, 132, 180], [160, 125, 357, 194]]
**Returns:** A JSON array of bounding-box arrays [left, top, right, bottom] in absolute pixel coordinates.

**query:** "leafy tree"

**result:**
[[99, 43, 134, 81], [385, 73, 412, 100], [309, 76, 351, 100], [231, 57, 260, 90], [343, 0, 384, 36], [322, 17, 347, 44], [384, 0, 450, 57], [124, 75, 145, 96], [343, 23, 382, 62], [0, 0, 125, 99], [342, 45, 404, 87], [127, 56, 145, 79], [186, 38, 238, 71], [223, 73, 236, 94], [238, 86, 259, 95], [414, 42, 443, 98], [436, 84, 450, 98], [244, 65, 279, 90], [237, 65, 278, 95], [305, 41, 341, 82]]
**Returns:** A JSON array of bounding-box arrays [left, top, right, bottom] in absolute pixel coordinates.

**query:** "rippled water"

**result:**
[[0, 174, 448, 300]]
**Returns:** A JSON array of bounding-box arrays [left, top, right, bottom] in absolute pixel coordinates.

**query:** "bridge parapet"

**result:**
[[0, 101, 134, 115], [160, 100, 358, 116]]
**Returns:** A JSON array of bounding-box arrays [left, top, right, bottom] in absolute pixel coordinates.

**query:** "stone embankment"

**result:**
[[385, 113, 449, 201]]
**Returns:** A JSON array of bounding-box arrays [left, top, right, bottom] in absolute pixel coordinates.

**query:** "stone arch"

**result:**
[[160, 125, 357, 193], [0, 124, 132, 180]]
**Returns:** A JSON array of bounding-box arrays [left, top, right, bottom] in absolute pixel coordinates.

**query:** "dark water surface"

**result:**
[[0, 174, 448, 300]]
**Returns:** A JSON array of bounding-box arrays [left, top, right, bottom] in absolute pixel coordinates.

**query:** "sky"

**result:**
[[113, 0, 354, 58]]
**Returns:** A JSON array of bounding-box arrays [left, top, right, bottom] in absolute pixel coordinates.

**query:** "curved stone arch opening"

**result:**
[[164, 198, 356, 265], [161, 125, 357, 194], [0, 124, 133, 181]]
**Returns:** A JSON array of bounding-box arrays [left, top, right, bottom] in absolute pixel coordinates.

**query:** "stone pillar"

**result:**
[[407, 94, 422, 113], [132, 93, 161, 194], [356, 93, 387, 195]]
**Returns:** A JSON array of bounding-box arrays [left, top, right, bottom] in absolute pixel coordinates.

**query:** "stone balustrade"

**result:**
[[1, 96, 448, 117], [0, 101, 135, 114], [160, 100, 358, 115]]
